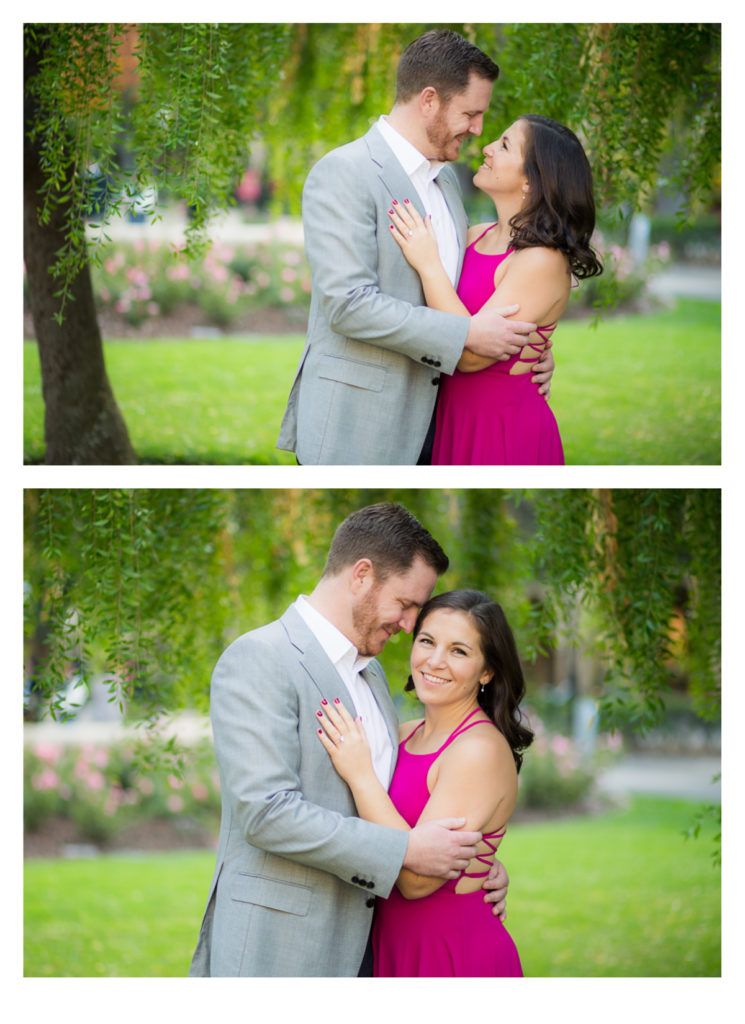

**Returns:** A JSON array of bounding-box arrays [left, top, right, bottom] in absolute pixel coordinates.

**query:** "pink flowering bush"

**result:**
[[24, 739, 221, 845], [89, 239, 312, 328], [516, 709, 622, 811], [569, 234, 672, 314]]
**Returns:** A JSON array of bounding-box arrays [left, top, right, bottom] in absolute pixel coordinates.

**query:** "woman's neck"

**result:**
[[484, 196, 522, 253], [417, 697, 483, 746]]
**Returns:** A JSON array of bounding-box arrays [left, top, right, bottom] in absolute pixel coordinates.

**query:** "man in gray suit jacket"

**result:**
[[189, 503, 509, 977], [277, 30, 554, 465]]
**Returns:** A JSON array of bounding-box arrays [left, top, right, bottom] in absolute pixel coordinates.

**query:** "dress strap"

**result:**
[[404, 720, 425, 744], [434, 708, 491, 755], [460, 826, 507, 879], [515, 323, 557, 363], [472, 223, 498, 245]]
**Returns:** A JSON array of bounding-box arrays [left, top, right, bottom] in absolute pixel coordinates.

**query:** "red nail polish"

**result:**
[[404, 199, 410, 204], [316, 710, 323, 717], [334, 698, 341, 704], [317, 729, 322, 735], [321, 699, 328, 705], [392, 199, 398, 205], [388, 209, 394, 215]]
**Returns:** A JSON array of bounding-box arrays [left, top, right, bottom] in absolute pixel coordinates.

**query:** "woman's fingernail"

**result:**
[[404, 198, 410, 204], [317, 729, 323, 735], [334, 698, 341, 704], [392, 199, 398, 205], [316, 710, 323, 717], [321, 699, 328, 705]]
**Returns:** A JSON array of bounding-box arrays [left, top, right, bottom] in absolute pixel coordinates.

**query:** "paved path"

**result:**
[[597, 754, 721, 803], [648, 263, 721, 301]]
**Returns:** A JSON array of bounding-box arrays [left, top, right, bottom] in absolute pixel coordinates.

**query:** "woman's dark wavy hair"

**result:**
[[404, 590, 534, 771], [510, 114, 603, 281]]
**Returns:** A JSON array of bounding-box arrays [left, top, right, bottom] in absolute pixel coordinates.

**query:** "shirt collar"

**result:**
[[377, 115, 445, 183], [295, 596, 373, 675]]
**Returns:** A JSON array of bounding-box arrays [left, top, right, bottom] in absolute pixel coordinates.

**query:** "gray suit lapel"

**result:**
[[365, 125, 423, 214], [280, 604, 400, 782], [280, 605, 358, 713], [365, 124, 468, 272]]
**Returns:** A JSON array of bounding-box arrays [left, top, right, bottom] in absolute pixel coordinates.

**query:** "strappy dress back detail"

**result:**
[[403, 708, 506, 880], [466, 224, 556, 366]]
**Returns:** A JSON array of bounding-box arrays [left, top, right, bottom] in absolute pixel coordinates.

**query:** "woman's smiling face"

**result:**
[[473, 119, 529, 198], [410, 607, 492, 706]]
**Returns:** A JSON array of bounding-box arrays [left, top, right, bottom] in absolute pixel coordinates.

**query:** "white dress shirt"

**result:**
[[376, 115, 460, 285], [295, 596, 394, 787]]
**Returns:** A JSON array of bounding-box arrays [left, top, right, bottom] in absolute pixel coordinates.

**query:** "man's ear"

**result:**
[[418, 85, 441, 117], [349, 558, 375, 593]]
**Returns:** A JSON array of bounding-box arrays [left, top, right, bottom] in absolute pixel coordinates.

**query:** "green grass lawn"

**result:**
[[24, 797, 720, 977], [23, 298, 720, 464]]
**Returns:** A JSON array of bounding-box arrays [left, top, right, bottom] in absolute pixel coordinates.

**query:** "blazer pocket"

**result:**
[[318, 354, 386, 392], [231, 873, 312, 917]]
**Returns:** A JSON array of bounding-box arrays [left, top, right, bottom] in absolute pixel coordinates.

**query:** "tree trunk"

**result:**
[[24, 35, 137, 465]]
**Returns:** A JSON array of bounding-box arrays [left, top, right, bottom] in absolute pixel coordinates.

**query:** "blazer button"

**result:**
[[366, 897, 375, 908], [366, 881, 375, 889], [351, 875, 360, 884], [432, 377, 440, 385], [434, 360, 441, 367]]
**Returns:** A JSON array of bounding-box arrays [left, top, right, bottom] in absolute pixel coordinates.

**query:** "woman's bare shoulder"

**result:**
[[446, 718, 516, 772], [510, 245, 569, 274]]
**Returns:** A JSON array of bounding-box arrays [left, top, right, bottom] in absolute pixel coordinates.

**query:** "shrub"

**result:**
[[568, 234, 672, 315], [24, 738, 221, 846], [516, 710, 622, 812], [87, 238, 312, 330]]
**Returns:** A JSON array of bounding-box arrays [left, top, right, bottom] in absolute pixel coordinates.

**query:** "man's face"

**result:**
[[425, 72, 494, 162], [350, 555, 439, 657]]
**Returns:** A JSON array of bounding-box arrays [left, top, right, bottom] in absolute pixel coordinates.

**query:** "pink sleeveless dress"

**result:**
[[432, 227, 564, 465], [371, 708, 523, 977]]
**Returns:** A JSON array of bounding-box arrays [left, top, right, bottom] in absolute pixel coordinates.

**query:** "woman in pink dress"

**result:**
[[317, 589, 533, 977], [388, 114, 603, 464]]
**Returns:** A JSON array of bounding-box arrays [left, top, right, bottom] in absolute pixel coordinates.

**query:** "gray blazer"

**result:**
[[188, 605, 409, 977], [276, 124, 470, 465]]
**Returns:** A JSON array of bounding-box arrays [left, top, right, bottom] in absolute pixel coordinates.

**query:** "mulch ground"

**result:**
[[24, 798, 613, 859], [24, 816, 218, 859], [24, 305, 307, 341]]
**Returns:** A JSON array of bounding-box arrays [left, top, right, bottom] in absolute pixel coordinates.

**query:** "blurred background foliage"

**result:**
[[24, 488, 720, 734], [26, 22, 720, 296]]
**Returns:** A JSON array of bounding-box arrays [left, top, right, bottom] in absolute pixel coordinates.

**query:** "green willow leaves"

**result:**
[[25, 490, 720, 737], [25, 23, 720, 315]]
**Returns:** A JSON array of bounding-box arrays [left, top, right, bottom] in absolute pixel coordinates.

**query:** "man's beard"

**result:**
[[425, 111, 465, 162], [351, 587, 398, 656]]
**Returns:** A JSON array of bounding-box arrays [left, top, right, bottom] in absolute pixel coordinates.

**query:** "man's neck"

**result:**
[[384, 107, 433, 160], [305, 580, 354, 644]]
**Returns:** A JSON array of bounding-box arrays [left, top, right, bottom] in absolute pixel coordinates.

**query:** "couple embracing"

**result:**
[[189, 502, 533, 977], [277, 29, 602, 466]]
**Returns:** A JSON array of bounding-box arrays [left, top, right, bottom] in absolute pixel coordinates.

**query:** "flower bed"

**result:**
[[24, 738, 221, 852], [515, 709, 623, 814], [24, 711, 622, 855], [90, 237, 312, 331]]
